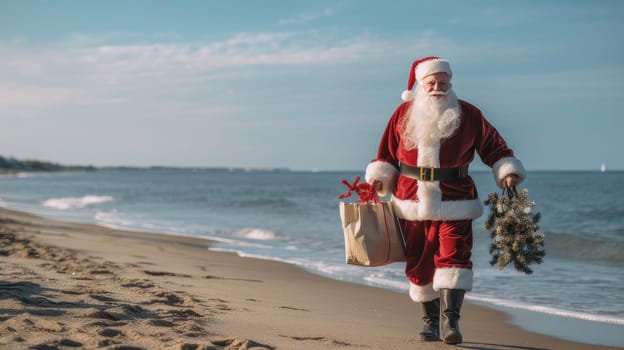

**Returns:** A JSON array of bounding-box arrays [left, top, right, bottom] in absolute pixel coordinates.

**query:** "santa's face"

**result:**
[[421, 73, 451, 98], [400, 72, 460, 151]]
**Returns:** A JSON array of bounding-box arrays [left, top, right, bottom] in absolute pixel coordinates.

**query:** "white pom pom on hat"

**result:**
[[401, 56, 453, 101], [401, 90, 414, 101]]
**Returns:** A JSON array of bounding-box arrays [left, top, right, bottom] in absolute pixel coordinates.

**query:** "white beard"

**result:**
[[398, 86, 462, 219], [401, 86, 462, 153]]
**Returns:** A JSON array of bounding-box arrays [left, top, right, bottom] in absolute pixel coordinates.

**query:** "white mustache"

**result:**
[[428, 90, 449, 97]]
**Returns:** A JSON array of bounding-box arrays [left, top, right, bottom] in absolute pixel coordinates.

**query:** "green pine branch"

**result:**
[[484, 188, 545, 274]]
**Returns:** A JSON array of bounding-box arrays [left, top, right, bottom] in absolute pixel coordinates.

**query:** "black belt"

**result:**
[[400, 163, 469, 182]]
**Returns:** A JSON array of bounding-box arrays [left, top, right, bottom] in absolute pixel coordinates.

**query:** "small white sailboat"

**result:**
[[600, 163, 607, 173]]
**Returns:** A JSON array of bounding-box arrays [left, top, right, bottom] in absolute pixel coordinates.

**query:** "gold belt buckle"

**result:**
[[419, 166, 435, 182]]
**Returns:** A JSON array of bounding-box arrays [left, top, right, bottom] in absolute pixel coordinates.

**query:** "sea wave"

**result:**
[[223, 198, 298, 209], [237, 228, 278, 240], [467, 295, 624, 325], [363, 273, 410, 291], [544, 231, 624, 264], [42, 195, 113, 210], [94, 210, 135, 229]]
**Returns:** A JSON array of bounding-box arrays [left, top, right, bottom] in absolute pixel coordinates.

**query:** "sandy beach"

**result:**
[[0, 207, 618, 350]]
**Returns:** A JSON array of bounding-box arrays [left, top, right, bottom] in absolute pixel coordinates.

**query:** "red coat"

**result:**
[[365, 99, 525, 221]]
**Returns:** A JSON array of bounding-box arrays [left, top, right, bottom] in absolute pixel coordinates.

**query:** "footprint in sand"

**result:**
[[148, 319, 175, 327], [211, 337, 275, 350], [98, 327, 122, 338], [142, 270, 192, 278], [120, 279, 155, 289]]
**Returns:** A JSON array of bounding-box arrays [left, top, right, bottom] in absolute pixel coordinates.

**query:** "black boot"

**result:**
[[440, 289, 465, 344], [419, 298, 440, 341]]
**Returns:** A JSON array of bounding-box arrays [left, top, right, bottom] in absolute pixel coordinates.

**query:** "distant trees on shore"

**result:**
[[0, 155, 292, 173], [0, 155, 96, 173]]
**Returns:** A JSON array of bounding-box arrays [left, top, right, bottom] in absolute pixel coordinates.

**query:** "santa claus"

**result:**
[[365, 56, 525, 344]]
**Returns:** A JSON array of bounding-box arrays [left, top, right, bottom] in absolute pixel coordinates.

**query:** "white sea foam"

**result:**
[[201, 235, 276, 249], [16, 172, 35, 178], [236, 251, 291, 262], [363, 274, 409, 291], [467, 295, 624, 325], [94, 210, 134, 229], [43, 195, 113, 210], [293, 259, 348, 276], [238, 228, 277, 240]]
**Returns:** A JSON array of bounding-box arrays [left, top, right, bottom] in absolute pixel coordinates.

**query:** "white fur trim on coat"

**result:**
[[492, 156, 526, 188], [392, 196, 484, 221], [365, 161, 399, 197], [409, 282, 439, 302], [433, 267, 473, 291]]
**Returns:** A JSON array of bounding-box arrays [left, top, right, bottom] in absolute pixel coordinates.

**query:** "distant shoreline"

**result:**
[[2, 154, 621, 173], [3, 167, 623, 174]]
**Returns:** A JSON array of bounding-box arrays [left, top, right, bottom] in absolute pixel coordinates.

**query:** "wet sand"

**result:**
[[0, 207, 618, 349]]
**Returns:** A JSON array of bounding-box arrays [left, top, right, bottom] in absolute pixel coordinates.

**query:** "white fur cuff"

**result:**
[[409, 282, 439, 302], [365, 161, 399, 197], [492, 156, 526, 188], [433, 267, 473, 291]]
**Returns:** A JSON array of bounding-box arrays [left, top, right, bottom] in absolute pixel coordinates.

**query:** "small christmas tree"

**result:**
[[483, 187, 545, 274]]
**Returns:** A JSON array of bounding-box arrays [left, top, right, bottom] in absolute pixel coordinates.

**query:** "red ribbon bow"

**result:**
[[338, 176, 379, 203]]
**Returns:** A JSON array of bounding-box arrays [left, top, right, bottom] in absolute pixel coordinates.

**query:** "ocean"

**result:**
[[1, 169, 623, 346]]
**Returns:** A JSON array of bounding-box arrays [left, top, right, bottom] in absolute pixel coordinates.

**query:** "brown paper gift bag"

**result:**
[[338, 177, 406, 267]]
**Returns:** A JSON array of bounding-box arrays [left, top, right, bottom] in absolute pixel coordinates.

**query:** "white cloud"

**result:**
[[3, 27, 581, 121], [0, 30, 396, 115], [0, 80, 82, 118], [277, 5, 341, 25]]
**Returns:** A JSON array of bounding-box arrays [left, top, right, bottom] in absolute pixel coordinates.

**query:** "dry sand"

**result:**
[[0, 207, 618, 349]]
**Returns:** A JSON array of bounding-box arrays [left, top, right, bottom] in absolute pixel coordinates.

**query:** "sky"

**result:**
[[1, 1, 623, 171]]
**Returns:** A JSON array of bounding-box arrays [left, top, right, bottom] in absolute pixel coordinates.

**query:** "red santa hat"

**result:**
[[401, 56, 453, 101]]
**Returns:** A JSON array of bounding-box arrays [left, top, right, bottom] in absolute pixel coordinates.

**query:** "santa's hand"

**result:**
[[501, 174, 519, 188], [372, 180, 383, 193]]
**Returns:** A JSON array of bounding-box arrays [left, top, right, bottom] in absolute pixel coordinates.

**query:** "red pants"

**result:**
[[402, 219, 473, 287]]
